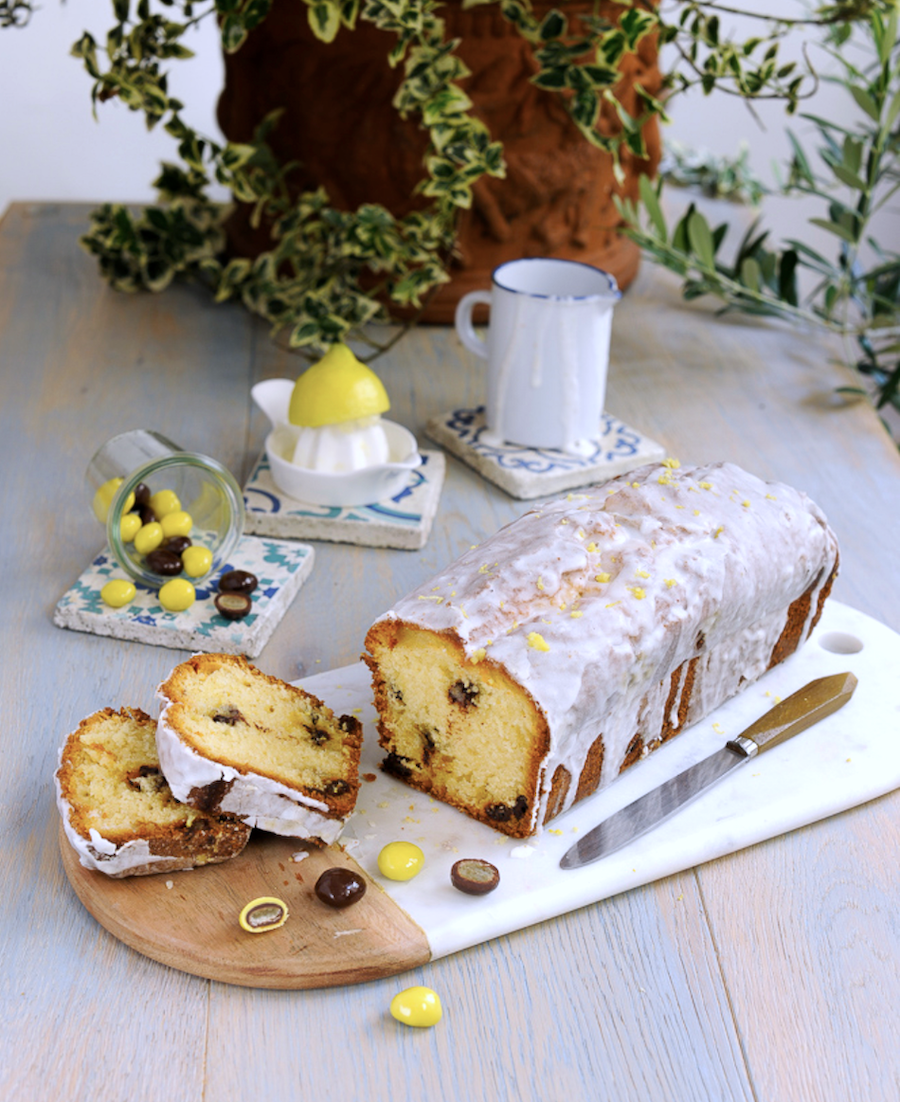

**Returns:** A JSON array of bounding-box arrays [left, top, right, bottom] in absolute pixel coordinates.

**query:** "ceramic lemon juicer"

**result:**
[[252, 345, 422, 507]]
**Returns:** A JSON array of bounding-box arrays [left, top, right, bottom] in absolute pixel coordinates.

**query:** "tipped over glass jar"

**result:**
[[85, 430, 245, 589]]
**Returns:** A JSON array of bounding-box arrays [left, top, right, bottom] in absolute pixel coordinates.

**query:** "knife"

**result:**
[[559, 670, 858, 870]]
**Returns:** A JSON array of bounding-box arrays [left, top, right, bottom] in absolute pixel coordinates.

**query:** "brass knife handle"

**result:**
[[726, 671, 858, 759]]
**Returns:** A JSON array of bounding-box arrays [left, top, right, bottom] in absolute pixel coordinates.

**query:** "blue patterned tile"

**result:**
[[53, 535, 314, 658], [243, 449, 445, 550], [426, 406, 666, 500]]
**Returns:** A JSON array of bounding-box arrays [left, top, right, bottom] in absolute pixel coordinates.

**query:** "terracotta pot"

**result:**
[[217, 0, 662, 322]]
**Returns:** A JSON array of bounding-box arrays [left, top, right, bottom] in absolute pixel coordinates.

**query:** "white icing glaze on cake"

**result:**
[[54, 753, 196, 878], [155, 705, 346, 844], [371, 460, 839, 831]]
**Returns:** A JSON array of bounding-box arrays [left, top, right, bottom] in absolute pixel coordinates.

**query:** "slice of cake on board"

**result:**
[[364, 460, 839, 839], [56, 706, 251, 877], [156, 653, 363, 844]]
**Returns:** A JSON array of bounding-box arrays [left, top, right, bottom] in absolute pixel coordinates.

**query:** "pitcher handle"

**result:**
[[455, 290, 492, 359]]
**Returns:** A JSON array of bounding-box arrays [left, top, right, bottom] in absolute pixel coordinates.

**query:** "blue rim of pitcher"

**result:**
[[491, 257, 621, 301]]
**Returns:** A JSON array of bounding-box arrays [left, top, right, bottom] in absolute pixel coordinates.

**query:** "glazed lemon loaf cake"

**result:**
[[56, 707, 251, 877], [364, 460, 839, 839], [156, 653, 363, 844]]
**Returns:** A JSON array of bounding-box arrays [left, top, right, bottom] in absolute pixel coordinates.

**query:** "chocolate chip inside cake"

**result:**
[[55, 707, 251, 877], [156, 654, 362, 843]]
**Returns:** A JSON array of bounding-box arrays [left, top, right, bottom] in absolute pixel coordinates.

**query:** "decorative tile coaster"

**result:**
[[426, 406, 667, 500], [53, 535, 314, 658], [242, 450, 446, 550]]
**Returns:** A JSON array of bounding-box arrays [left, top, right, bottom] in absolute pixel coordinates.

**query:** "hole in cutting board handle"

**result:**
[[818, 631, 864, 655]]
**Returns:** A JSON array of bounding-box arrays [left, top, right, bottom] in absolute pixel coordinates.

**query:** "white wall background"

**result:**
[[0, 2, 893, 262], [0, 2, 226, 209]]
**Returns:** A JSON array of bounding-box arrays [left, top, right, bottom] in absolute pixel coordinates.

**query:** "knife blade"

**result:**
[[559, 670, 858, 870]]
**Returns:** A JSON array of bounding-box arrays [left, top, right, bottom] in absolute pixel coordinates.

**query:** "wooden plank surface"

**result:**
[[2, 202, 899, 1102], [58, 825, 432, 988]]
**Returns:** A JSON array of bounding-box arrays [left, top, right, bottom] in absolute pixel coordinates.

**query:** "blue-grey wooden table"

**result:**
[[3, 202, 899, 1102]]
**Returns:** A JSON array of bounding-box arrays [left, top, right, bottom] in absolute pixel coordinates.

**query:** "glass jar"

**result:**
[[85, 430, 245, 588]]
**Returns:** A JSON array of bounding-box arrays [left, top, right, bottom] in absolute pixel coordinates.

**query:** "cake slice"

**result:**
[[56, 707, 251, 877], [156, 653, 363, 844]]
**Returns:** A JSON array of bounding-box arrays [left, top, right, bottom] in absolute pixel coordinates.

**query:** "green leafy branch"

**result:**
[[12, 0, 891, 355], [71, 0, 513, 354], [660, 140, 768, 204], [0, 0, 32, 28], [618, 5, 900, 426]]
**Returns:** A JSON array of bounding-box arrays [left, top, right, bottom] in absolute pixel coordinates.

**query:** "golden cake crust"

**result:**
[[156, 654, 363, 841], [364, 461, 840, 838], [55, 706, 251, 877], [364, 620, 551, 839]]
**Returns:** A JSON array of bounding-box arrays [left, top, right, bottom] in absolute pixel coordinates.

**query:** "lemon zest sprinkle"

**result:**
[[527, 631, 550, 652]]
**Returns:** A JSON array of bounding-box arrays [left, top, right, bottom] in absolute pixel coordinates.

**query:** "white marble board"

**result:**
[[299, 600, 899, 961]]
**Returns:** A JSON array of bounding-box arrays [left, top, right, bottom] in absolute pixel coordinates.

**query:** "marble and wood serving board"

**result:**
[[58, 601, 900, 988]]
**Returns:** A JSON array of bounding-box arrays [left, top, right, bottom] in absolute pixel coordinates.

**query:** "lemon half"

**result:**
[[288, 344, 390, 428]]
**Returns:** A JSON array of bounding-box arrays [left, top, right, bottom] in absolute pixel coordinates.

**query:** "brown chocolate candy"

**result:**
[[145, 548, 184, 576], [450, 858, 500, 896], [163, 535, 192, 555], [133, 482, 151, 508], [218, 569, 258, 595], [214, 592, 252, 621], [315, 866, 367, 909]]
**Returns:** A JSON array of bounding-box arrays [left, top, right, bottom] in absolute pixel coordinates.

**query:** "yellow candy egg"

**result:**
[[181, 545, 213, 578], [158, 578, 195, 612], [92, 478, 136, 524], [120, 512, 142, 542], [377, 841, 424, 881], [160, 510, 193, 539], [133, 521, 164, 556], [100, 579, 136, 608], [390, 986, 443, 1028], [149, 488, 181, 520]]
